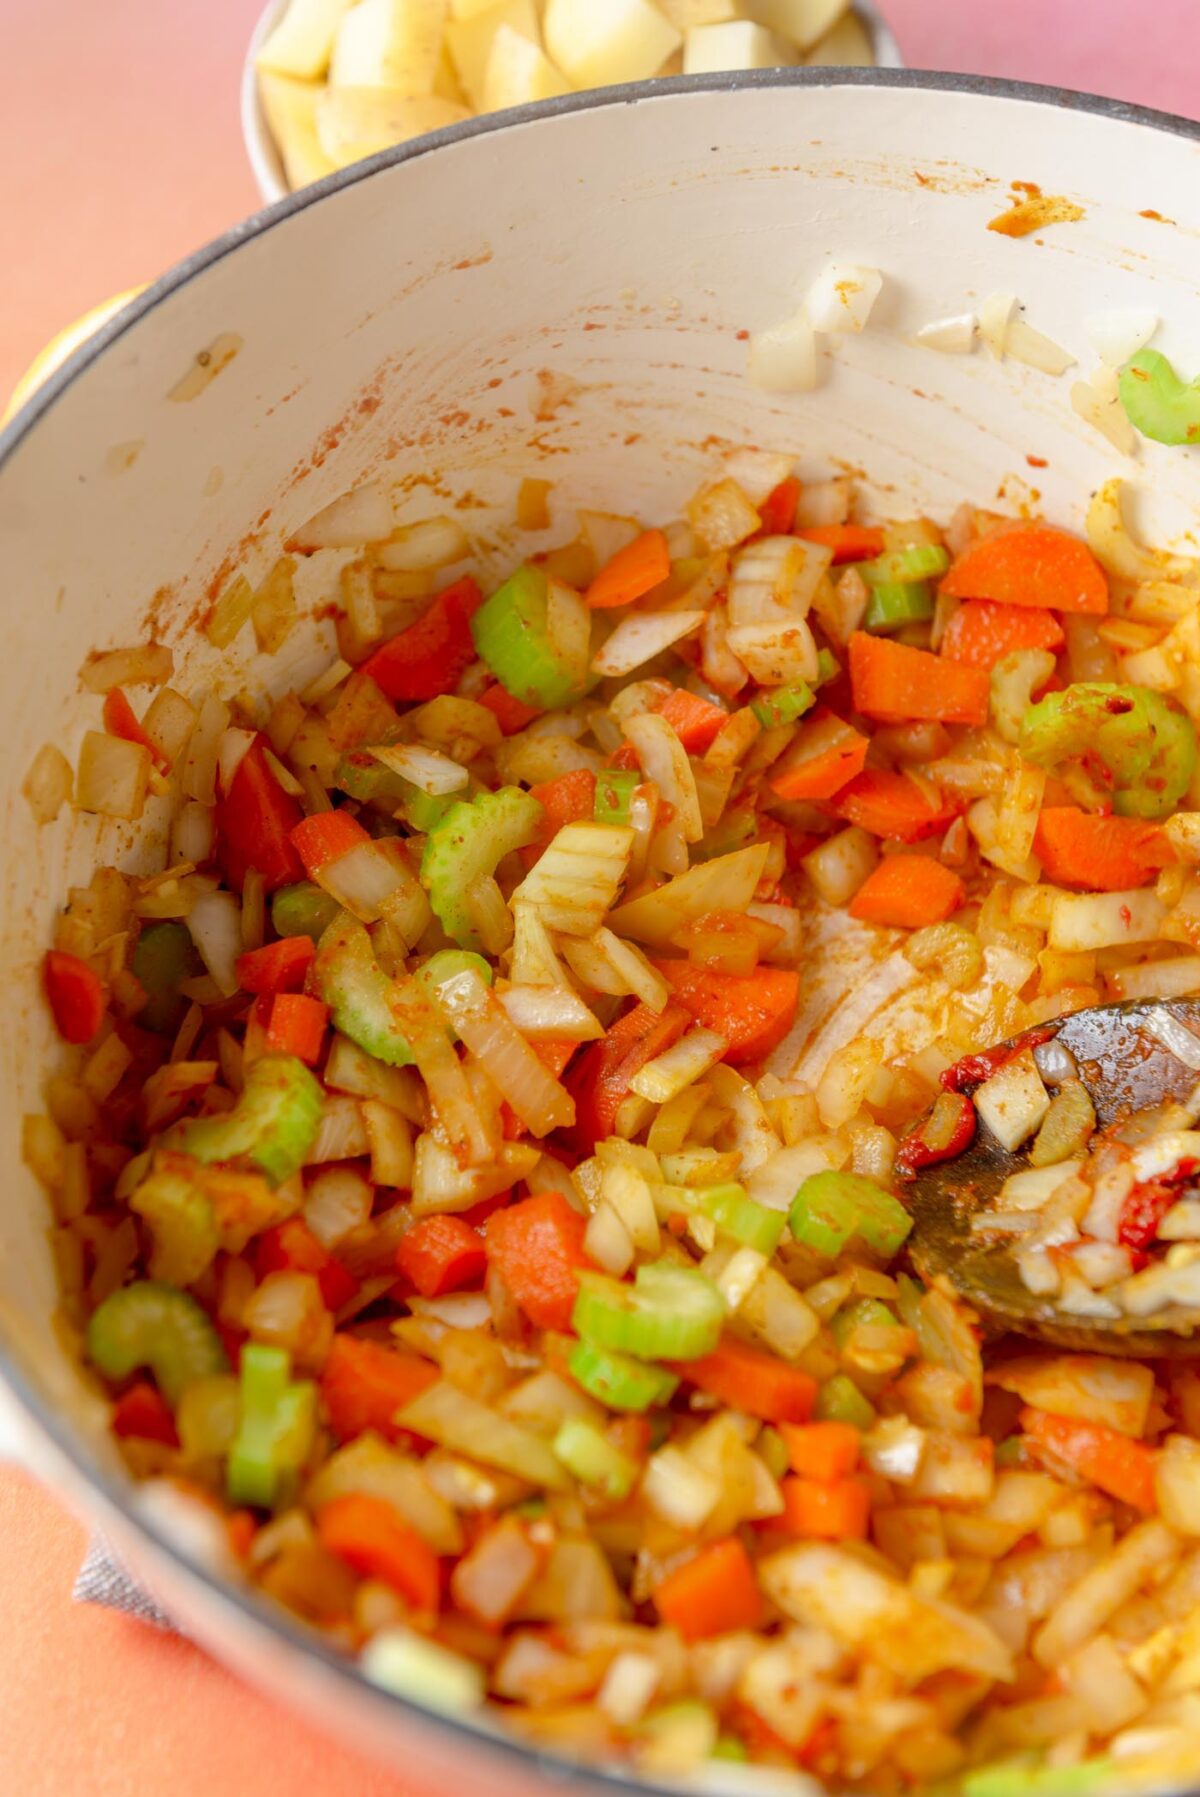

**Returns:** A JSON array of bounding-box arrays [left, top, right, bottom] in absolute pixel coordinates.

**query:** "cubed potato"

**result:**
[[258, 71, 340, 189], [483, 24, 572, 109], [316, 87, 469, 165], [543, 0, 682, 88], [805, 8, 874, 64], [741, 0, 849, 52], [683, 20, 797, 73], [329, 0, 446, 92], [257, 0, 354, 79], [446, 0, 541, 109]]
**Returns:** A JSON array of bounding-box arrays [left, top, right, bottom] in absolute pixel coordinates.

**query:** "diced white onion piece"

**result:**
[[686, 478, 762, 552], [713, 1244, 768, 1310], [601, 1160, 660, 1254], [642, 1445, 720, 1529], [1131, 1127, 1200, 1185], [362, 1099, 414, 1188], [584, 1200, 635, 1276], [609, 844, 769, 947], [598, 1653, 661, 1728], [590, 927, 670, 1011], [79, 643, 174, 693], [727, 616, 819, 686], [915, 312, 977, 354], [216, 727, 258, 796], [863, 1416, 927, 1483], [179, 692, 231, 808], [498, 984, 603, 1041], [1071, 368, 1139, 455], [1084, 308, 1158, 368], [801, 825, 878, 907], [1138, 1013, 1200, 1074], [979, 292, 1018, 359], [623, 712, 702, 843], [290, 481, 394, 551], [376, 516, 469, 572], [306, 1094, 371, 1164], [75, 731, 151, 821], [1049, 888, 1167, 951], [431, 969, 575, 1137], [1006, 316, 1076, 376], [514, 821, 634, 936], [806, 263, 882, 335], [591, 610, 705, 677], [974, 1051, 1050, 1153], [510, 901, 572, 988], [999, 1160, 1085, 1212], [186, 890, 243, 997], [304, 1165, 373, 1248], [319, 838, 424, 928], [747, 310, 820, 393], [793, 479, 851, 528], [411, 1131, 538, 1215], [728, 535, 830, 628], [408, 1292, 493, 1331], [171, 800, 216, 868], [370, 742, 468, 796], [23, 742, 74, 824], [630, 1027, 727, 1103], [722, 448, 796, 506], [578, 509, 642, 567]]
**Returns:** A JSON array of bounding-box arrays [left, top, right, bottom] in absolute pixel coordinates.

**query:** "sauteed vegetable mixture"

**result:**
[[26, 455, 1200, 1794]]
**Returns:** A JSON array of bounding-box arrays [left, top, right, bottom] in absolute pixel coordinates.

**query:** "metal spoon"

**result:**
[[904, 998, 1200, 1355]]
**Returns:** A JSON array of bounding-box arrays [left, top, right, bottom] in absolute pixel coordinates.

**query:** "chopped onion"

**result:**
[[686, 478, 762, 551], [304, 1165, 373, 1247], [376, 516, 468, 572], [431, 968, 575, 1137], [305, 1094, 371, 1164], [319, 838, 427, 931], [514, 821, 634, 935], [1006, 316, 1075, 375], [369, 742, 468, 796], [23, 743, 73, 824], [630, 1027, 727, 1103], [79, 643, 173, 693], [408, 1292, 493, 1331], [623, 713, 702, 842], [643, 1445, 720, 1530], [1071, 368, 1139, 455], [242, 1269, 331, 1370], [1086, 477, 1200, 585], [1084, 307, 1158, 368], [498, 984, 603, 1041], [728, 535, 830, 628], [362, 1098, 414, 1188], [289, 480, 394, 551], [793, 479, 851, 528], [411, 1131, 538, 1215], [179, 692, 231, 807], [216, 726, 257, 796], [75, 731, 151, 821], [1141, 1015, 1200, 1074], [727, 617, 819, 686], [979, 292, 1018, 359], [584, 1199, 635, 1276], [591, 609, 705, 677], [974, 1051, 1050, 1152], [722, 448, 795, 506], [590, 927, 670, 1011], [1049, 887, 1166, 951], [747, 310, 820, 393], [915, 312, 977, 354], [307, 1437, 462, 1556], [185, 889, 242, 996], [805, 263, 882, 334], [609, 844, 769, 947]]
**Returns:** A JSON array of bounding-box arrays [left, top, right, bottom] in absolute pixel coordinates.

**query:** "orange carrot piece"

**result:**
[[103, 687, 169, 772], [653, 1537, 763, 1641], [226, 1510, 258, 1559], [485, 1190, 594, 1332], [479, 682, 543, 735], [779, 1420, 860, 1481], [757, 476, 801, 537], [236, 935, 315, 995], [940, 598, 1066, 669], [522, 769, 596, 865], [396, 1214, 487, 1299], [796, 524, 885, 564], [290, 809, 370, 875], [319, 1334, 438, 1446], [941, 524, 1108, 615], [652, 962, 799, 1065], [771, 731, 869, 802], [654, 687, 728, 752], [264, 992, 329, 1064], [1033, 808, 1174, 892], [674, 1335, 817, 1423], [835, 768, 960, 843], [565, 999, 692, 1153], [848, 855, 965, 928], [781, 1474, 872, 1540], [586, 528, 671, 610], [317, 1493, 441, 1612], [849, 632, 990, 725], [1020, 1407, 1158, 1513]]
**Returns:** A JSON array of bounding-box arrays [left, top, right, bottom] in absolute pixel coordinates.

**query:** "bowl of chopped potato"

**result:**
[[242, 0, 902, 202]]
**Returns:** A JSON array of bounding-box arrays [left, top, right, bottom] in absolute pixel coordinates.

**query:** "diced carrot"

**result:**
[[781, 1474, 871, 1540], [103, 687, 169, 772], [848, 855, 965, 928], [779, 1420, 860, 1481], [319, 1334, 438, 1445], [257, 1217, 357, 1311], [757, 475, 801, 537], [673, 1335, 817, 1423], [564, 1000, 692, 1153], [484, 1190, 594, 1332], [1020, 1407, 1158, 1513], [941, 524, 1109, 615], [317, 1493, 441, 1613], [236, 935, 316, 995], [43, 950, 108, 1045], [290, 809, 370, 876], [478, 681, 543, 735], [849, 632, 990, 726], [606, 742, 641, 772], [226, 1510, 258, 1559], [940, 598, 1066, 669], [653, 1537, 763, 1641], [396, 1214, 487, 1299], [1033, 808, 1174, 892], [522, 769, 596, 865], [111, 1379, 179, 1447], [771, 730, 869, 802], [265, 992, 329, 1064], [586, 528, 671, 609], [835, 768, 961, 843], [796, 524, 885, 564], [652, 962, 799, 1065], [654, 687, 728, 752]]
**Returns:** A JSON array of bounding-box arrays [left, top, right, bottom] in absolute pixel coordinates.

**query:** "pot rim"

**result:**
[[4, 67, 1200, 1794]]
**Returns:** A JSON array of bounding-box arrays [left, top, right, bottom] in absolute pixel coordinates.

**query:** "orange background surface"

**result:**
[[1, 0, 1197, 1791]]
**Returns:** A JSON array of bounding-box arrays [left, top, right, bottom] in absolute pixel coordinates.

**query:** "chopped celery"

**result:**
[[129, 1162, 219, 1286], [420, 785, 543, 951], [271, 881, 342, 943], [180, 1053, 322, 1187], [413, 949, 493, 1001], [362, 1629, 485, 1714], [395, 779, 453, 834], [314, 912, 414, 1066], [226, 1343, 317, 1509], [712, 1735, 749, 1763], [790, 1169, 913, 1259], [1118, 347, 1200, 446], [470, 564, 591, 709], [861, 544, 950, 585], [568, 1340, 679, 1413], [832, 1296, 899, 1349], [573, 1262, 725, 1362], [333, 752, 407, 808], [815, 1373, 876, 1429], [132, 921, 201, 1033], [594, 768, 639, 826], [553, 1416, 638, 1500], [816, 647, 840, 685], [757, 1426, 790, 1480], [690, 1183, 786, 1256], [994, 1435, 1026, 1467], [87, 1281, 228, 1406], [1020, 681, 1196, 820], [750, 683, 816, 729], [864, 580, 934, 632], [963, 1758, 1114, 1797]]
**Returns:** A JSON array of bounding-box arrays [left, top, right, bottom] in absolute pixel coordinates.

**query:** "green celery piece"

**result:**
[[790, 1169, 913, 1259], [573, 1262, 725, 1363], [87, 1281, 228, 1406], [132, 921, 202, 1034], [412, 949, 493, 1002], [362, 1630, 485, 1713], [832, 1296, 899, 1350], [864, 580, 934, 632], [271, 882, 342, 943], [421, 785, 544, 951], [130, 1163, 220, 1287], [757, 1426, 790, 1480], [816, 647, 840, 685], [553, 1417, 638, 1500], [333, 751, 407, 808], [994, 1435, 1026, 1467], [690, 1183, 786, 1256], [963, 1758, 1114, 1797], [471, 563, 590, 708], [693, 803, 756, 862], [568, 1340, 679, 1413], [712, 1735, 749, 1764], [227, 1343, 317, 1509], [751, 682, 816, 729], [594, 768, 639, 825], [395, 779, 453, 834], [1118, 347, 1200, 446], [814, 1373, 875, 1429], [314, 911, 415, 1066], [1020, 680, 1197, 821], [862, 544, 950, 585], [180, 1053, 322, 1187]]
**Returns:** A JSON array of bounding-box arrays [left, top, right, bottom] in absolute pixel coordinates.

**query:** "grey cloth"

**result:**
[[73, 1534, 174, 1631]]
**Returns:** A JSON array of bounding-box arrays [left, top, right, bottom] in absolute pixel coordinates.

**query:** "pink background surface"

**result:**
[[1, 1, 1196, 1790]]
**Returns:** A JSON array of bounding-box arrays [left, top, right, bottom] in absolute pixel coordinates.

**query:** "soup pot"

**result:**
[[3, 69, 1200, 1792]]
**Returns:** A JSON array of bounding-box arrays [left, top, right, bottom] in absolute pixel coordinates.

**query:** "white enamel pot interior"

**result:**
[[4, 69, 1200, 1793]]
